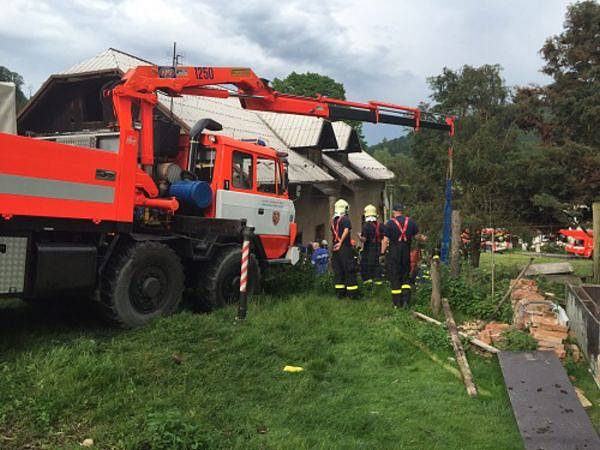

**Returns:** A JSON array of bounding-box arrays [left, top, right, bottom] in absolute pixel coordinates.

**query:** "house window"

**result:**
[[232, 151, 253, 190]]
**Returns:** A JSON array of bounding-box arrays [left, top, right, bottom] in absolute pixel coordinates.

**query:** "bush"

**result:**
[[495, 329, 538, 351], [262, 256, 315, 296], [430, 264, 517, 322]]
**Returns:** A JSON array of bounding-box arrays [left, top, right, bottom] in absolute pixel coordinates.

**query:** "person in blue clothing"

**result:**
[[311, 241, 329, 276]]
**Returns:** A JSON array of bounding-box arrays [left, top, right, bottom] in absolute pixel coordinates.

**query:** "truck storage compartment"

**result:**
[[33, 243, 97, 295], [0, 236, 28, 295]]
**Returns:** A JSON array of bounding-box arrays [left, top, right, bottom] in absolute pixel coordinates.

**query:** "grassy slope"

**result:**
[[1, 294, 524, 450], [1, 251, 598, 449]]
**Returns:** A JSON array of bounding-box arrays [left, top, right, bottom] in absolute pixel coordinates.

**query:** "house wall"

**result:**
[[293, 184, 331, 244], [293, 181, 386, 246], [19, 76, 119, 135], [345, 182, 386, 240]]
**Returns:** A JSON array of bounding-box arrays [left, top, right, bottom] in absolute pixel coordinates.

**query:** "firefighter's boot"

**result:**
[[392, 289, 402, 309], [346, 285, 360, 299], [363, 279, 373, 296], [401, 284, 412, 308]]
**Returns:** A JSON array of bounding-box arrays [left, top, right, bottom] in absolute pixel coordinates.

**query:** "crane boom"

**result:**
[[112, 65, 454, 135]]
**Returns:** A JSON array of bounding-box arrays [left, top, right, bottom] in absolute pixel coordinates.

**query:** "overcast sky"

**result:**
[[0, 0, 573, 144]]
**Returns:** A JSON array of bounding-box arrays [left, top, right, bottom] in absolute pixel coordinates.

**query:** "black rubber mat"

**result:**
[[498, 351, 600, 450]]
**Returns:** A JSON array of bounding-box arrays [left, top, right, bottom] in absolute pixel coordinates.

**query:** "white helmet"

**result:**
[[334, 199, 349, 216], [364, 204, 377, 218]]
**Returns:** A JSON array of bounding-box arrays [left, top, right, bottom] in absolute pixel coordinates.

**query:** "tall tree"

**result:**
[[513, 0, 600, 222], [540, 0, 600, 147], [427, 64, 508, 120], [272, 71, 366, 146], [426, 64, 515, 226], [0, 66, 28, 110]]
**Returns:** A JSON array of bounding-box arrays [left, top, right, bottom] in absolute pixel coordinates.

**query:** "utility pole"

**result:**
[[491, 227, 496, 299], [451, 210, 461, 278], [594, 203, 600, 284], [169, 41, 182, 117]]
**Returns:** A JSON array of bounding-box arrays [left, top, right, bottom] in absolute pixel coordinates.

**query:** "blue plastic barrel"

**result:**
[[169, 181, 212, 209]]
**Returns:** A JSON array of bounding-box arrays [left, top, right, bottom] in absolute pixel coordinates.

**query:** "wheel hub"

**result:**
[[142, 277, 161, 298], [130, 266, 167, 314]]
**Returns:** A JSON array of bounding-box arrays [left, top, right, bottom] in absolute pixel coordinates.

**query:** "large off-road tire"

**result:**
[[193, 246, 261, 311], [100, 241, 184, 327]]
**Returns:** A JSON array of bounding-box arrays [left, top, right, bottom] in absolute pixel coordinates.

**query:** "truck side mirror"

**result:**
[[288, 184, 301, 200]]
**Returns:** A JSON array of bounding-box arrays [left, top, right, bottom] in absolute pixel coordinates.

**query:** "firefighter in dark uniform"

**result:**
[[381, 203, 426, 308], [331, 199, 359, 298], [359, 204, 385, 290]]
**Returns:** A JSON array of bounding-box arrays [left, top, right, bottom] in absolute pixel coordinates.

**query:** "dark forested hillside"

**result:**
[[367, 135, 412, 156]]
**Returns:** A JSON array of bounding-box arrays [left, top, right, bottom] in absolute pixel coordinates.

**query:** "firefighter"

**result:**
[[331, 199, 359, 298], [359, 204, 384, 290], [381, 203, 426, 308]]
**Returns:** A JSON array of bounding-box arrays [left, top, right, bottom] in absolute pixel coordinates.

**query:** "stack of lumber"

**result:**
[[511, 278, 568, 358]]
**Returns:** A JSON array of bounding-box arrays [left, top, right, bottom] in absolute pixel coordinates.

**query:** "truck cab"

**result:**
[[190, 134, 296, 260]]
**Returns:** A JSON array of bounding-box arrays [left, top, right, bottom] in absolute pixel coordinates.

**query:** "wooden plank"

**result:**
[[575, 387, 593, 408], [412, 311, 499, 354], [441, 299, 478, 396], [491, 257, 534, 317], [524, 262, 574, 276]]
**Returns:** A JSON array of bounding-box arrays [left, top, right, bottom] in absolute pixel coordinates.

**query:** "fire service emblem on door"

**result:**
[[272, 211, 280, 225]]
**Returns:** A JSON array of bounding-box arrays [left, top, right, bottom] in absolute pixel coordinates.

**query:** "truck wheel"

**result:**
[[194, 247, 261, 310], [100, 241, 184, 327]]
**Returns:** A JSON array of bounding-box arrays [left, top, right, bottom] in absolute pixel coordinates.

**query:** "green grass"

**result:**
[[479, 251, 593, 278], [0, 293, 524, 450], [1, 278, 598, 449]]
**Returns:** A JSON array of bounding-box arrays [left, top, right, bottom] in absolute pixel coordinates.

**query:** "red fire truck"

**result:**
[[559, 228, 594, 258], [0, 65, 453, 326]]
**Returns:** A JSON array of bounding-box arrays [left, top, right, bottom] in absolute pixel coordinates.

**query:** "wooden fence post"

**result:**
[[442, 298, 478, 397], [594, 203, 600, 284], [431, 256, 442, 315], [451, 210, 461, 278]]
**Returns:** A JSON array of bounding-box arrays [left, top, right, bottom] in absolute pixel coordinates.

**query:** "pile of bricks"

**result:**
[[511, 278, 568, 358], [477, 322, 510, 345], [458, 320, 485, 338]]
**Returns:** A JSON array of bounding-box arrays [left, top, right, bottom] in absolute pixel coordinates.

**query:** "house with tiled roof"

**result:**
[[17, 48, 394, 244]]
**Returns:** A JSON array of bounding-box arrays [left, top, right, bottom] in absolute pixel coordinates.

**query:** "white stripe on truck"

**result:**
[[0, 173, 115, 204]]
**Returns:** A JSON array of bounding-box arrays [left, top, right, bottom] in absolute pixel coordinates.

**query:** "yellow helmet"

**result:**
[[364, 204, 377, 218], [334, 198, 349, 215]]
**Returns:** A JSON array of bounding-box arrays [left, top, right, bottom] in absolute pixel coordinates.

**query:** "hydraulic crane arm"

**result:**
[[112, 65, 454, 135]]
